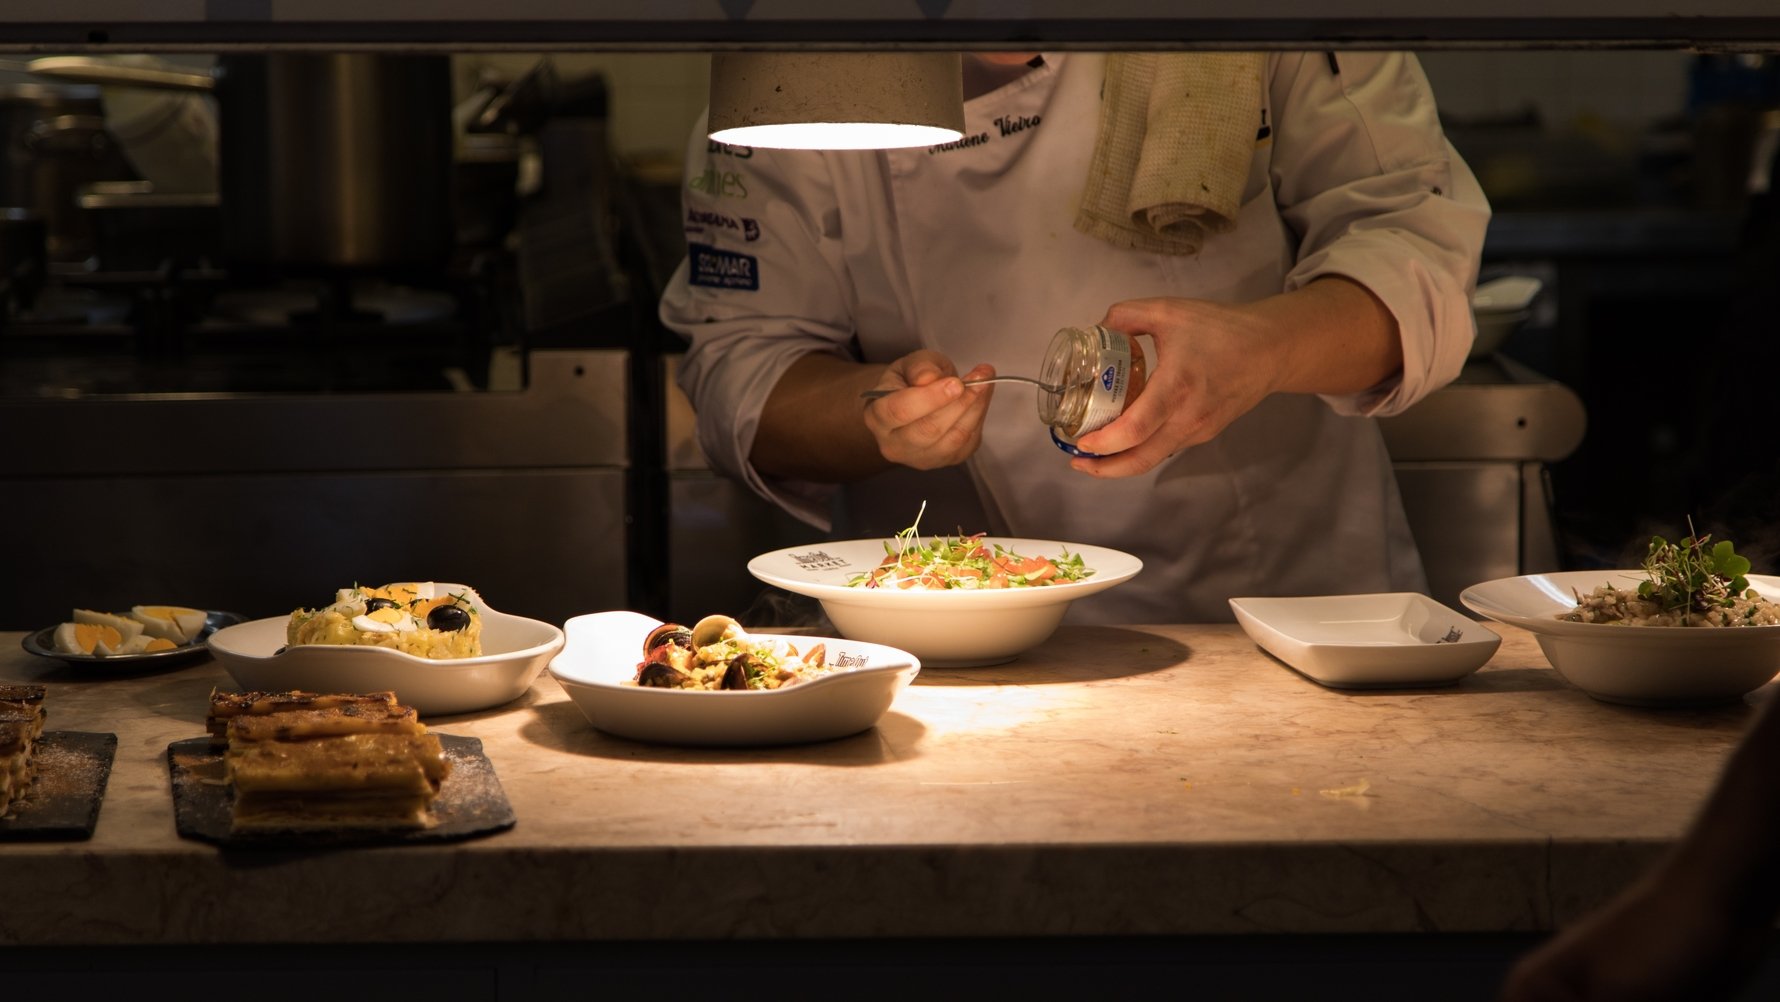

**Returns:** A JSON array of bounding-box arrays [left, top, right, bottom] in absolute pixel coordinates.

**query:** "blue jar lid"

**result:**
[[1050, 426, 1106, 458]]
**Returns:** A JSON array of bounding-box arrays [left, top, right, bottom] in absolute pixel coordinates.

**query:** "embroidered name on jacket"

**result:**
[[688, 242, 759, 291], [928, 132, 989, 155], [994, 113, 1040, 137], [928, 111, 1045, 154]]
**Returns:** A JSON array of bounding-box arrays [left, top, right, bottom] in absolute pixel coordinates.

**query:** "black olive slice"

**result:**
[[427, 604, 472, 632]]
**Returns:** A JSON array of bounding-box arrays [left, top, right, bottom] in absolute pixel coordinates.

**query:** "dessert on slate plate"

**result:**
[[0, 684, 47, 816], [205, 689, 451, 833]]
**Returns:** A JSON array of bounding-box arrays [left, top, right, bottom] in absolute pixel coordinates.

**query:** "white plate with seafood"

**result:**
[[1229, 593, 1500, 689], [206, 585, 564, 716], [1461, 570, 1780, 706], [747, 536, 1142, 667], [548, 610, 921, 746]]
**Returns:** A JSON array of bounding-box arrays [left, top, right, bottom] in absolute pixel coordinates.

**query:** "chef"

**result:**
[[661, 51, 1490, 623]]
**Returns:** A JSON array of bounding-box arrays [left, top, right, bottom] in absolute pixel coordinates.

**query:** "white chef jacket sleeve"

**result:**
[[1268, 51, 1491, 418], [659, 111, 858, 528]]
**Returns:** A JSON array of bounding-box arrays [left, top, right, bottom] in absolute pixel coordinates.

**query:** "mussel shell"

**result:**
[[642, 623, 693, 657], [636, 660, 686, 689], [719, 656, 751, 691], [691, 614, 745, 648]]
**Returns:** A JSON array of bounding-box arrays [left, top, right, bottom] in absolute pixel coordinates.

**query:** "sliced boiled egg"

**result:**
[[114, 634, 179, 655], [353, 606, 419, 634], [72, 609, 146, 642], [53, 621, 128, 656], [130, 605, 208, 644], [378, 581, 435, 603]]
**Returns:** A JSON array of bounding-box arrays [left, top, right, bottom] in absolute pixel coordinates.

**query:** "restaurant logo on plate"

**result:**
[[790, 550, 849, 571]]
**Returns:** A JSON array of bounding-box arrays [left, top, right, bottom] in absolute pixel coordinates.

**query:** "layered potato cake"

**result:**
[[0, 684, 47, 817], [207, 689, 450, 832], [286, 582, 483, 659]]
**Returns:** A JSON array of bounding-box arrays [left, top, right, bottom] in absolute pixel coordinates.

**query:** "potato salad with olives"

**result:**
[[286, 582, 483, 659]]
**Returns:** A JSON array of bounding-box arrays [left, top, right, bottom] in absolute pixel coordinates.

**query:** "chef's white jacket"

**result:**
[[661, 52, 1491, 623]]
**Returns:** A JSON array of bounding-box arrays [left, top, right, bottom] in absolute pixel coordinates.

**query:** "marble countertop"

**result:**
[[1, 623, 1762, 946]]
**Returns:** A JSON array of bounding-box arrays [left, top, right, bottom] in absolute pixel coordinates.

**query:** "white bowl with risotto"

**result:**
[[206, 586, 564, 716], [747, 537, 1143, 667], [1460, 570, 1780, 706], [548, 610, 921, 746]]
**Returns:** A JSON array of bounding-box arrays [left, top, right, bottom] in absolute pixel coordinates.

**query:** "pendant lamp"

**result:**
[[707, 52, 965, 150]]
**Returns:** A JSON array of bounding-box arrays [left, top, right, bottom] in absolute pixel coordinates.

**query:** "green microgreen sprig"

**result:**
[[1637, 521, 1753, 616]]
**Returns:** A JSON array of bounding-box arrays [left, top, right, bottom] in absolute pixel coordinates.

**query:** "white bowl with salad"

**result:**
[[1461, 530, 1780, 705], [747, 530, 1142, 667]]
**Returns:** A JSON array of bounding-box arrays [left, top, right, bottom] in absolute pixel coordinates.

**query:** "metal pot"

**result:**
[[0, 83, 139, 261], [22, 54, 455, 275], [216, 54, 454, 275]]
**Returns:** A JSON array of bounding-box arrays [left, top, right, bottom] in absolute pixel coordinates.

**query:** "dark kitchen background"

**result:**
[[1, 48, 1777, 629]]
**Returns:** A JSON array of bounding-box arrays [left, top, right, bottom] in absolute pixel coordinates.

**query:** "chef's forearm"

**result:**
[[1253, 275, 1404, 397], [750, 353, 895, 481]]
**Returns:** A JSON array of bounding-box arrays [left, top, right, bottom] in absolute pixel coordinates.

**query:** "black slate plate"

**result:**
[[167, 733, 515, 850], [0, 731, 118, 841]]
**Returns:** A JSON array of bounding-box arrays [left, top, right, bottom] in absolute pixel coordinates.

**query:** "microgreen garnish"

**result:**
[[849, 502, 1095, 590], [1636, 519, 1754, 616]]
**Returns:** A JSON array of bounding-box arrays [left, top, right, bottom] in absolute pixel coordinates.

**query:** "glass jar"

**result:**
[[1036, 325, 1148, 456]]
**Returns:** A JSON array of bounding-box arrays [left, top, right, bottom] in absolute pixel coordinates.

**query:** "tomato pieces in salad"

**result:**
[[848, 531, 1092, 590]]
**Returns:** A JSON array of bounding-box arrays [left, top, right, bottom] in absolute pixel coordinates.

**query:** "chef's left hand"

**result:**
[[1070, 278, 1402, 478], [1068, 297, 1284, 477]]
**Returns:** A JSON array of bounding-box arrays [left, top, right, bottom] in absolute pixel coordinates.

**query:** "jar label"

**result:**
[[1076, 330, 1133, 436]]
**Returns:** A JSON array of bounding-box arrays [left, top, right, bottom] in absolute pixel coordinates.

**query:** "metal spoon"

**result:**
[[860, 375, 1067, 400]]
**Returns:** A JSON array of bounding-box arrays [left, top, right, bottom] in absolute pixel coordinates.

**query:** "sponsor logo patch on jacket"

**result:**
[[688, 166, 749, 199], [685, 208, 761, 241], [688, 242, 759, 291]]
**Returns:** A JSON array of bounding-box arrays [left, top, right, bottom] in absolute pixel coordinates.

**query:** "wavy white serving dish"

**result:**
[[205, 585, 563, 715], [549, 610, 920, 746]]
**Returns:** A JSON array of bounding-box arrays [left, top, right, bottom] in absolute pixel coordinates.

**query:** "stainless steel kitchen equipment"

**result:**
[[0, 61, 642, 630], [0, 82, 137, 261], [0, 349, 629, 629], [216, 54, 454, 274], [13, 54, 457, 274], [1380, 355, 1587, 612]]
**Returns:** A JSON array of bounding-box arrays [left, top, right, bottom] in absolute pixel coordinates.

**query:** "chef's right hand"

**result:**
[[863, 350, 996, 470]]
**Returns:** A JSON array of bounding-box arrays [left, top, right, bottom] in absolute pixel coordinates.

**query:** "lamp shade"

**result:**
[[708, 52, 965, 150]]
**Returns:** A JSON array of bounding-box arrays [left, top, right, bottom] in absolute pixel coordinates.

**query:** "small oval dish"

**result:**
[[1229, 592, 1501, 689], [23, 610, 245, 670], [1461, 570, 1780, 706], [548, 610, 921, 746], [205, 586, 563, 715]]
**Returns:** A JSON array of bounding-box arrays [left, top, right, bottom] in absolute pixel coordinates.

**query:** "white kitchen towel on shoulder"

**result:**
[[1074, 52, 1265, 256]]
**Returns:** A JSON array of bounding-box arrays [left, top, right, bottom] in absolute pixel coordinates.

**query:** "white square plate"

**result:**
[[1228, 593, 1501, 689]]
